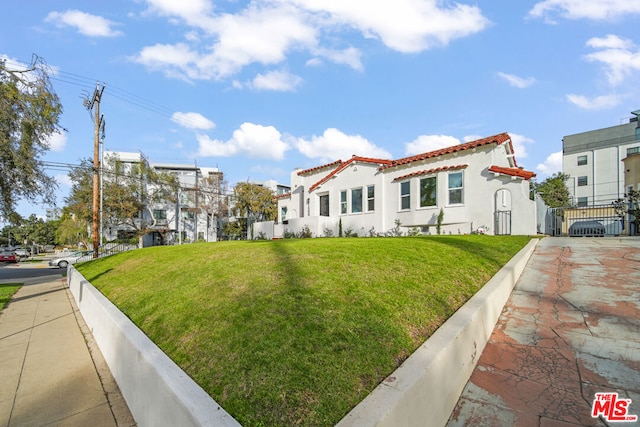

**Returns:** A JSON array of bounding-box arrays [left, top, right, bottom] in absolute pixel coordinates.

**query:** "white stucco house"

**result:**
[[254, 133, 537, 238]]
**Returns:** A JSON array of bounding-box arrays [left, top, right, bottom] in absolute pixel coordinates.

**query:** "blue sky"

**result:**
[[2, 0, 639, 219]]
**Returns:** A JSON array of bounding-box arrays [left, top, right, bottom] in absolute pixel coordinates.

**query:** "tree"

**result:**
[[198, 172, 228, 242], [66, 155, 178, 241], [613, 189, 640, 235], [0, 56, 63, 219], [55, 209, 89, 247], [533, 172, 572, 208], [234, 182, 277, 221]]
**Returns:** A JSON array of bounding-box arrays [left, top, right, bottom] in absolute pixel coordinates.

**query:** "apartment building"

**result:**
[[563, 110, 640, 206], [101, 151, 225, 246]]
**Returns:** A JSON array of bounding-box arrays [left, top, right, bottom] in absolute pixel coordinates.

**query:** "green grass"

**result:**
[[0, 283, 22, 310], [76, 235, 531, 427]]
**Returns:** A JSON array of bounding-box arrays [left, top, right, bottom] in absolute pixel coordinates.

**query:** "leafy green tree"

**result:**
[[613, 189, 640, 235], [533, 172, 572, 208], [234, 182, 276, 222], [55, 209, 89, 247], [0, 57, 63, 219]]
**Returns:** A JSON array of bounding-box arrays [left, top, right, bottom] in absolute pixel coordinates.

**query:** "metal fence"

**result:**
[[547, 204, 626, 237]]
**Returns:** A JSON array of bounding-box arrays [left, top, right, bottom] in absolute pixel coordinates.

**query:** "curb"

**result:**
[[68, 238, 539, 427]]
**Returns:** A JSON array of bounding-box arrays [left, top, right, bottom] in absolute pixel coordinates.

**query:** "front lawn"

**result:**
[[0, 283, 22, 310], [76, 235, 531, 426]]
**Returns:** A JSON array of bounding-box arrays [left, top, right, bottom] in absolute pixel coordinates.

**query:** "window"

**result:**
[[367, 185, 375, 212], [183, 210, 195, 221], [153, 209, 167, 221], [628, 147, 640, 155], [319, 194, 329, 217], [577, 176, 588, 186], [577, 155, 588, 166], [340, 190, 347, 214], [351, 188, 363, 213], [419, 176, 437, 208], [400, 181, 411, 210], [577, 197, 588, 207], [448, 172, 464, 204], [281, 207, 287, 221]]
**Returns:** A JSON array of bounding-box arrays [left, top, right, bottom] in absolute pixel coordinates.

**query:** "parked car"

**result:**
[[48, 251, 93, 269], [14, 248, 30, 259], [568, 220, 605, 237], [0, 251, 19, 263]]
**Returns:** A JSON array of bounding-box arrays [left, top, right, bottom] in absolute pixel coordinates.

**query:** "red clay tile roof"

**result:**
[[381, 133, 514, 170], [309, 156, 393, 192], [392, 164, 468, 182], [488, 165, 536, 180], [297, 160, 343, 176]]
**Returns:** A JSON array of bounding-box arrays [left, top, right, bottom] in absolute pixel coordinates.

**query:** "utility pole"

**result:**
[[84, 83, 105, 259]]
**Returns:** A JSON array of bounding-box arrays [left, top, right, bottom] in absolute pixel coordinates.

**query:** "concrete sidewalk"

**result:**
[[0, 274, 135, 427], [448, 237, 640, 426]]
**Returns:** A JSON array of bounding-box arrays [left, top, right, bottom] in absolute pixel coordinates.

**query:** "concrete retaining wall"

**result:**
[[67, 268, 241, 427], [336, 238, 539, 427], [68, 238, 538, 427]]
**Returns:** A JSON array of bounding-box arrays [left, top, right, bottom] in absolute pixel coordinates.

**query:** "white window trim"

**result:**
[[366, 185, 375, 213], [351, 187, 363, 214], [418, 175, 438, 210], [399, 180, 411, 211], [447, 171, 464, 206], [339, 190, 348, 215]]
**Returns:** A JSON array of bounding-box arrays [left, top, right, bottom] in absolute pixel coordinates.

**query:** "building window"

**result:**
[[628, 147, 640, 155], [577, 197, 588, 207], [153, 209, 167, 221], [340, 190, 347, 214], [419, 176, 437, 208], [400, 181, 411, 210], [319, 194, 329, 217], [367, 185, 375, 212], [351, 188, 362, 213], [448, 172, 464, 205], [577, 176, 588, 186], [281, 207, 287, 221], [577, 155, 588, 166]]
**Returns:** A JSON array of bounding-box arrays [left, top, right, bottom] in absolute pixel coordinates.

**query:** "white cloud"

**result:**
[[250, 70, 303, 91], [135, 0, 489, 80], [509, 133, 534, 159], [566, 93, 622, 110], [55, 174, 73, 187], [45, 10, 123, 37], [529, 0, 639, 21], [290, 0, 490, 53], [46, 131, 67, 152], [312, 47, 363, 71], [584, 35, 640, 86], [404, 135, 460, 156], [144, 0, 213, 20], [497, 72, 535, 88], [197, 122, 289, 159], [133, 43, 201, 80], [296, 128, 391, 162], [171, 112, 216, 130], [536, 151, 563, 177], [136, 2, 316, 80]]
